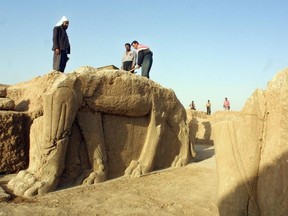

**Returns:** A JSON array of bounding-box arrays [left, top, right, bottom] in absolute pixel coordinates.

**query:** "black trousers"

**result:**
[[53, 50, 69, 72], [207, 107, 211, 115], [123, 61, 134, 73]]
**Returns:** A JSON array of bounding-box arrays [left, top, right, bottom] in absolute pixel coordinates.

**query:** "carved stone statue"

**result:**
[[6, 66, 194, 197]]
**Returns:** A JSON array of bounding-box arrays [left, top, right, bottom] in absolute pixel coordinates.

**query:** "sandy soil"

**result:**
[[0, 144, 219, 216]]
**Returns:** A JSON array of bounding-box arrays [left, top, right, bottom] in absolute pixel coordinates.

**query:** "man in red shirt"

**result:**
[[131, 40, 153, 79], [223, 97, 230, 110]]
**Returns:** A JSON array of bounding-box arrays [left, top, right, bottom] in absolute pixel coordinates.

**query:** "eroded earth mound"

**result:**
[[213, 69, 288, 216]]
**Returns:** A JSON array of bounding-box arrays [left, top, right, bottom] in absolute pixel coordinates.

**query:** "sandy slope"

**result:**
[[0, 145, 218, 216]]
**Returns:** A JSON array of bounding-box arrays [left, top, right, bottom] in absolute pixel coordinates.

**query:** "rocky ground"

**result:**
[[0, 144, 218, 216]]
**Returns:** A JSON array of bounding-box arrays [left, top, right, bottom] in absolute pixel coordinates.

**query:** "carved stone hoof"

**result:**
[[172, 155, 189, 167], [124, 160, 146, 177], [7, 170, 46, 197], [83, 171, 106, 185]]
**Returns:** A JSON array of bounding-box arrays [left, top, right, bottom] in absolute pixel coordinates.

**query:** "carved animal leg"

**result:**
[[8, 81, 82, 197], [125, 109, 163, 177], [77, 109, 107, 185], [172, 121, 193, 167], [167, 105, 194, 167]]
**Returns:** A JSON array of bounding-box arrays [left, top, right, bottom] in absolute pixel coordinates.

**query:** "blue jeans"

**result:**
[[141, 52, 153, 78]]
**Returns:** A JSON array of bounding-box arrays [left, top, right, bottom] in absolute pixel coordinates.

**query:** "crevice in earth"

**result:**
[[253, 96, 268, 215]]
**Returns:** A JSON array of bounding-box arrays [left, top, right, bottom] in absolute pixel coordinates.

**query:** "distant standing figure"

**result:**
[[52, 16, 71, 72], [223, 97, 230, 110], [206, 100, 211, 115], [131, 41, 153, 78], [121, 43, 137, 73], [189, 101, 196, 110]]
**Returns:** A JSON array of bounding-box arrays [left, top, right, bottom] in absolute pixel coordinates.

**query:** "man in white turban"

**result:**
[[52, 16, 70, 72]]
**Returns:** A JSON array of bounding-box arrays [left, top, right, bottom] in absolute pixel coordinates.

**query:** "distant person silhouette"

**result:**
[[189, 101, 196, 110], [52, 16, 70, 72], [223, 97, 230, 110], [131, 41, 153, 79], [206, 100, 211, 115], [121, 43, 137, 73]]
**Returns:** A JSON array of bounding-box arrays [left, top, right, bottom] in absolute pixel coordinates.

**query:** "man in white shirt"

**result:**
[[121, 43, 137, 73]]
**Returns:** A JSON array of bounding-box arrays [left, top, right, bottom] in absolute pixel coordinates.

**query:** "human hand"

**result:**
[[55, 49, 60, 55]]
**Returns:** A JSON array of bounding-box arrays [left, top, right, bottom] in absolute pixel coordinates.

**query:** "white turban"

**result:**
[[55, 16, 69, 27]]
